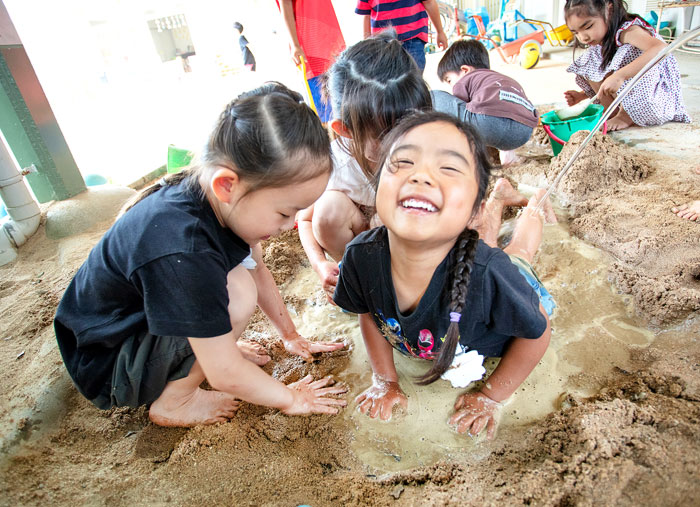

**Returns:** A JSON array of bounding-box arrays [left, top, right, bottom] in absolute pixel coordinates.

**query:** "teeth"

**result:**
[[401, 198, 437, 212]]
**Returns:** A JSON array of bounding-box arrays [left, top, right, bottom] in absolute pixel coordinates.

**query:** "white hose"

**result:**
[[0, 140, 41, 266]]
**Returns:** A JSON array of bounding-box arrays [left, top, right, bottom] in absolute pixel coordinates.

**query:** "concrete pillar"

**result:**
[[0, 0, 85, 203]]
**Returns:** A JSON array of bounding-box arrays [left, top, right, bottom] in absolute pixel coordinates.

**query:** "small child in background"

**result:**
[[564, 0, 690, 131], [234, 22, 256, 71], [434, 39, 539, 157], [297, 32, 432, 299], [334, 111, 554, 439], [54, 83, 346, 427]]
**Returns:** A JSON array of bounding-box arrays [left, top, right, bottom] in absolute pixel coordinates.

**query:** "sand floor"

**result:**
[[0, 129, 698, 506]]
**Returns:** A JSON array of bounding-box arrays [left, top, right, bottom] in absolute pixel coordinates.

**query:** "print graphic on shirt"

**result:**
[[417, 329, 436, 359], [499, 90, 535, 112], [374, 309, 447, 360], [375, 309, 418, 357]]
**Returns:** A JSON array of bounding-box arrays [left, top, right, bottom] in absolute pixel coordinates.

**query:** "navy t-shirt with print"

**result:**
[[333, 227, 546, 359], [54, 180, 251, 400]]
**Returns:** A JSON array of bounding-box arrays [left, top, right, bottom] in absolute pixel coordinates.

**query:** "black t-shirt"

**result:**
[[54, 180, 251, 399], [333, 227, 546, 359]]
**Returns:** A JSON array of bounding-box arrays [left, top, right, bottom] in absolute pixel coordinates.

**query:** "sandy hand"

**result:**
[[449, 391, 502, 440], [237, 340, 271, 366], [355, 374, 407, 421], [283, 333, 346, 361], [282, 375, 348, 416], [316, 260, 339, 301]]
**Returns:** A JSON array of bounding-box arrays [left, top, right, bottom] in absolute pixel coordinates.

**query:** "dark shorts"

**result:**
[[90, 331, 196, 410]]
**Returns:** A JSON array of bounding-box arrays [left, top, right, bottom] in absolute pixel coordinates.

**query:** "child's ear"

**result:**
[[329, 118, 352, 139], [210, 167, 241, 204], [460, 65, 473, 74]]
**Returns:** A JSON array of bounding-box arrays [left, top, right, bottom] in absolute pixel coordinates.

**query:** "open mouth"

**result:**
[[400, 198, 438, 213]]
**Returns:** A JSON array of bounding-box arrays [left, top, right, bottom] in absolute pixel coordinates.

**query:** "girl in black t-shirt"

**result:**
[[54, 83, 347, 427], [334, 111, 555, 439]]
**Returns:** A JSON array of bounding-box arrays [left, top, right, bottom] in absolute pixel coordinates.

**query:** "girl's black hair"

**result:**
[[324, 30, 432, 180], [122, 81, 331, 214], [565, 0, 637, 71], [437, 39, 491, 81], [375, 111, 492, 385]]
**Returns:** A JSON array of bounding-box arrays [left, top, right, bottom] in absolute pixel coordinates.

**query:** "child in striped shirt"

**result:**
[[356, 0, 447, 72]]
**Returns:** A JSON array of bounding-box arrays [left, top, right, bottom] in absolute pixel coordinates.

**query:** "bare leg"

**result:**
[[149, 264, 260, 426], [312, 190, 369, 261], [503, 189, 551, 264], [475, 178, 529, 248], [671, 201, 700, 222], [149, 360, 240, 427], [226, 265, 270, 365]]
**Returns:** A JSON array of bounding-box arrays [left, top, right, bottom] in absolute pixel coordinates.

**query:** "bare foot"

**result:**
[[671, 201, 700, 222], [607, 109, 636, 131], [149, 387, 240, 427], [534, 192, 558, 224], [503, 189, 549, 261], [492, 178, 528, 206], [237, 340, 271, 365], [694, 166, 700, 175], [476, 178, 528, 247], [498, 149, 523, 167]]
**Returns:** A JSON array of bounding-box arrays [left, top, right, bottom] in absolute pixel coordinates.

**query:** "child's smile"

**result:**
[[376, 121, 479, 245]]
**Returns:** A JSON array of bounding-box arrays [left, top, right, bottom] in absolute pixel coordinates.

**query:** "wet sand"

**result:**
[[0, 133, 698, 505]]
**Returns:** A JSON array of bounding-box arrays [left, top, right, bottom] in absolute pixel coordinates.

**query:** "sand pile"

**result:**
[[545, 130, 654, 204], [506, 130, 699, 325]]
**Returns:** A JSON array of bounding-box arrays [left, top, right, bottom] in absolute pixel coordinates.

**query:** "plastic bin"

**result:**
[[540, 104, 606, 156], [167, 145, 194, 174]]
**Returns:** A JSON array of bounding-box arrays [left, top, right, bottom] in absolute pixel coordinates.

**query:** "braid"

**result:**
[[416, 228, 480, 385]]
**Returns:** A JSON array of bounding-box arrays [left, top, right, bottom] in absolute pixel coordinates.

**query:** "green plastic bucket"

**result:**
[[541, 104, 606, 156], [167, 145, 194, 173]]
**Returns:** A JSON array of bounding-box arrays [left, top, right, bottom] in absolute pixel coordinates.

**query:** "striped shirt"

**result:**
[[356, 0, 429, 42]]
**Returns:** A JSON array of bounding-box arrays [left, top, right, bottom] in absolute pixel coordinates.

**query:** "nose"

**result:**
[[409, 165, 435, 186], [281, 217, 295, 232]]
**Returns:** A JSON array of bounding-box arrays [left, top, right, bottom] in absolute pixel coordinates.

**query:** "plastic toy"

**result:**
[[540, 104, 608, 156], [461, 14, 545, 69]]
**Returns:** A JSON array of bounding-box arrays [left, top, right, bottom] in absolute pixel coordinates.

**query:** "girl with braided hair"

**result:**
[[297, 31, 432, 301], [334, 111, 554, 439], [54, 82, 347, 427]]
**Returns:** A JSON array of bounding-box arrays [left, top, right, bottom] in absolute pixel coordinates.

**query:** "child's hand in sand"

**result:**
[[449, 391, 502, 440], [282, 374, 348, 415], [564, 89, 588, 106], [282, 332, 346, 361], [355, 374, 407, 421], [315, 260, 340, 301]]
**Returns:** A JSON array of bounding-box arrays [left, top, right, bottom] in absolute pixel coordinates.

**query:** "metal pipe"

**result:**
[[535, 26, 700, 212]]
